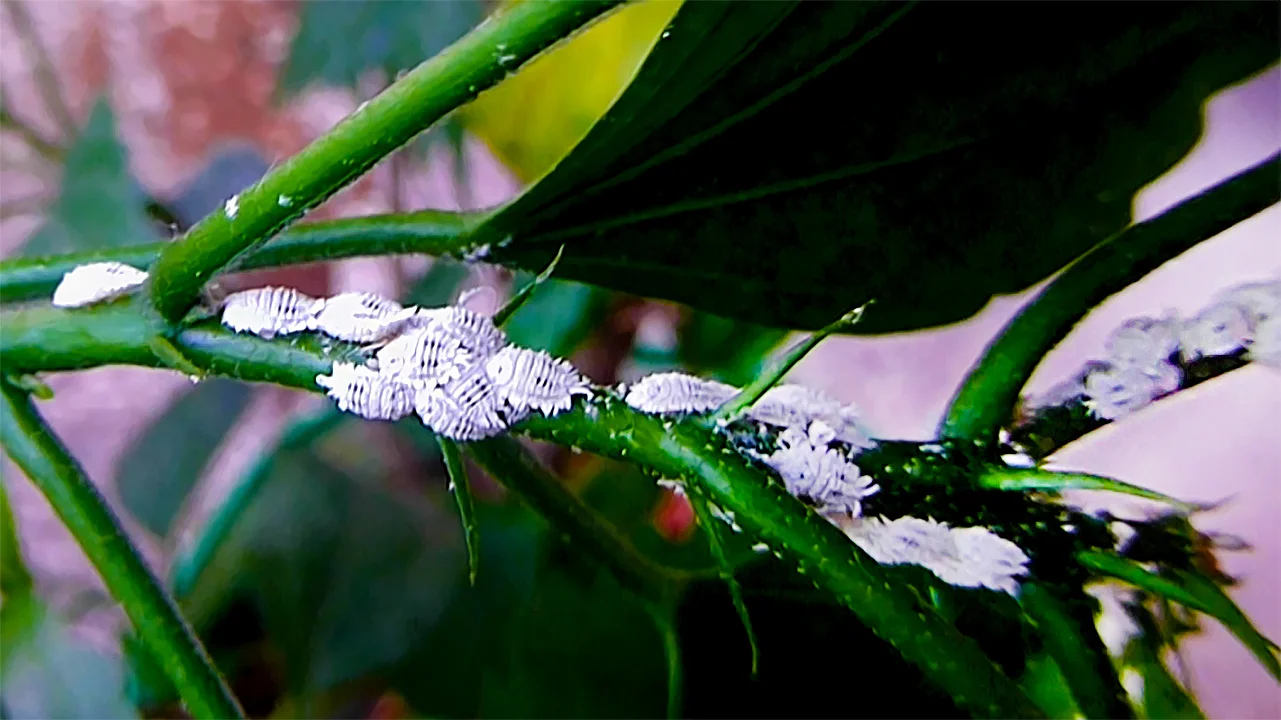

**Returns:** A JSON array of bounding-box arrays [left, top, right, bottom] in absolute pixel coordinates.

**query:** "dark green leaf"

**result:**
[[0, 592, 136, 719], [1123, 604, 1205, 720], [117, 379, 253, 538], [22, 98, 158, 257], [279, 0, 485, 97], [478, 2, 1278, 332], [1019, 652, 1087, 719]]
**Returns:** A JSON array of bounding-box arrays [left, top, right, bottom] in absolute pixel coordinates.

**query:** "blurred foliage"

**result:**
[[20, 98, 158, 257], [168, 145, 271, 230], [480, 2, 1279, 332], [677, 311, 787, 387], [461, 0, 680, 182], [503, 275, 610, 357], [117, 379, 253, 538], [278, 0, 485, 98]]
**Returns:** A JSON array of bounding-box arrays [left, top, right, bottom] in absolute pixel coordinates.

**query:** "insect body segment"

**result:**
[[414, 364, 509, 441], [220, 286, 321, 338], [51, 262, 149, 308], [375, 325, 473, 384], [316, 361, 415, 421], [842, 516, 1030, 596], [310, 292, 417, 344], [750, 420, 880, 517], [624, 372, 737, 415], [486, 346, 592, 416]]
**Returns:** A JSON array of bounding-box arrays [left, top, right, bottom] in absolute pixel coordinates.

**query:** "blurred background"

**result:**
[[0, 0, 1277, 717]]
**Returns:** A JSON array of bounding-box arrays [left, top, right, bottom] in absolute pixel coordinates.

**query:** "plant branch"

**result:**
[[0, 210, 480, 304], [0, 380, 243, 719], [0, 304, 1043, 717], [146, 0, 626, 324], [978, 466, 1196, 511], [941, 152, 1280, 442]]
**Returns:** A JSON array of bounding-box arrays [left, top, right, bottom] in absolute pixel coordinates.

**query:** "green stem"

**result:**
[[0, 380, 243, 719], [712, 302, 869, 422], [0, 210, 479, 305], [941, 153, 1280, 442], [685, 490, 758, 676], [437, 436, 480, 585], [146, 0, 625, 323], [0, 304, 1041, 717]]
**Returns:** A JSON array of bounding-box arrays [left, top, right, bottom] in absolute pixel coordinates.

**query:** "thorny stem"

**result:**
[[0, 210, 482, 304], [1, 0, 79, 139], [145, 0, 626, 324], [0, 307, 1043, 718], [0, 380, 244, 720], [437, 436, 481, 585], [941, 153, 1280, 442], [712, 302, 869, 422]]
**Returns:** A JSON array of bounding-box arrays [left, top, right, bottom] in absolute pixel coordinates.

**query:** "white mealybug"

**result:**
[[748, 384, 875, 451], [1247, 315, 1281, 368], [1083, 363, 1158, 420], [316, 361, 415, 421], [485, 346, 592, 416], [842, 516, 1030, 596], [309, 291, 417, 344], [623, 372, 738, 415], [751, 420, 880, 516], [375, 325, 472, 384], [51, 262, 149, 308], [220, 286, 321, 338], [412, 305, 508, 357], [1179, 301, 1252, 361], [1105, 316, 1180, 370], [1216, 279, 1281, 326], [413, 364, 509, 441]]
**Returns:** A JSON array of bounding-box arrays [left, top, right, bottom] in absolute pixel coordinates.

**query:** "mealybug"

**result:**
[[375, 325, 472, 384], [310, 291, 417, 344], [316, 361, 415, 421], [413, 364, 509, 441], [623, 372, 737, 415], [1179, 301, 1252, 361], [842, 516, 1030, 596], [51, 262, 149, 308], [1083, 363, 1157, 420], [748, 384, 874, 451], [485, 346, 592, 416], [221, 286, 321, 338], [412, 305, 508, 357]]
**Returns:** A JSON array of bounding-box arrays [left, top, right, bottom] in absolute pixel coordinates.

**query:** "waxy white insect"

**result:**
[[486, 346, 592, 416], [51, 262, 149, 308], [375, 325, 472, 384], [1179, 301, 1252, 361], [1105, 316, 1180, 370], [1248, 315, 1281, 368], [1216, 279, 1281, 326], [316, 361, 415, 421], [842, 515, 1030, 596], [414, 364, 509, 441], [752, 420, 880, 516], [1083, 364, 1158, 421], [221, 286, 322, 338], [309, 291, 417, 344], [413, 305, 508, 357], [748, 384, 875, 451], [623, 372, 737, 415]]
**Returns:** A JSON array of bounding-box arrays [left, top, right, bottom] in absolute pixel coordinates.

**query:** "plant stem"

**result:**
[[941, 153, 1280, 442], [437, 436, 480, 585], [0, 210, 480, 304], [492, 244, 565, 327], [0, 380, 243, 719], [146, 0, 626, 324], [977, 466, 1195, 511]]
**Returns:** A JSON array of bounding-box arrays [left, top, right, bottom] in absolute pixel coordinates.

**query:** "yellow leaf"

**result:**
[[461, 0, 681, 183]]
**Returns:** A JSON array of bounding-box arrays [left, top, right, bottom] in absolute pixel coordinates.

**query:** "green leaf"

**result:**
[[0, 592, 137, 719], [438, 436, 480, 585], [1123, 605, 1205, 720], [1079, 551, 1281, 682], [978, 467, 1196, 512], [279, 0, 485, 97], [1019, 652, 1087, 719], [22, 97, 158, 257], [477, 2, 1278, 332], [117, 379, 253, 538]]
